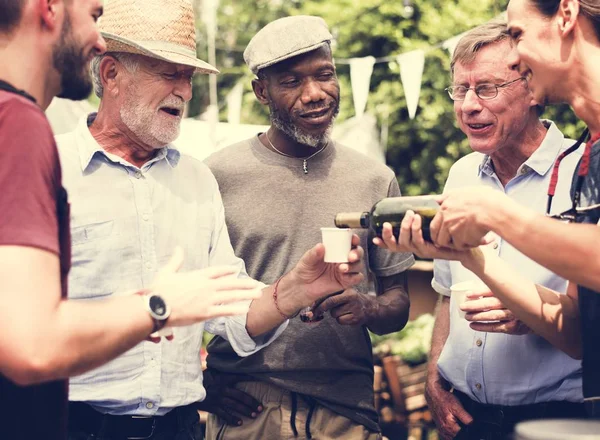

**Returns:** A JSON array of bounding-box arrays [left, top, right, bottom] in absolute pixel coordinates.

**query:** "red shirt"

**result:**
[[0, 88, 71, 440]]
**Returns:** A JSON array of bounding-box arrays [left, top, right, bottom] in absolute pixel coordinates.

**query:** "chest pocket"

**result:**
[[69, 220, 121, 299], [154, 200, 214, 271]]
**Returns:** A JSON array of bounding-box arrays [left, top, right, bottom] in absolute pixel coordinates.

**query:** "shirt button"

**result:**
[[135, 171, 143, 179], [145, 262, 152, 270], [142, 213, 149, 221], [475, 383, 482, 390], [476, 339, 483, 347], [493, 243, 499, 250], [145, 402, 154, 409]]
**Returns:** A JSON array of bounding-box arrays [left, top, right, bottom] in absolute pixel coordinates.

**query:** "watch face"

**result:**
[[149, 295, 168, 318]]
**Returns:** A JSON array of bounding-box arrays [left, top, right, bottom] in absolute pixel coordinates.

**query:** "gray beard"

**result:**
[[270, 109, 335, 148]]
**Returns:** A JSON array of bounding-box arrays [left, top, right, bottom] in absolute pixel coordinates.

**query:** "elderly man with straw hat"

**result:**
[[57, 2, 368, 439], [202, 15, 413, 440]]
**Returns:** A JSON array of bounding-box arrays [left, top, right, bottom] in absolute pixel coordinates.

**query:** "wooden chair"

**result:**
[[374, 355, 437, 440]]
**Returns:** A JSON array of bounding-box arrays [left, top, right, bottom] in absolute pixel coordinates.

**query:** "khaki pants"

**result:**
[[205, 381, 381, 440]]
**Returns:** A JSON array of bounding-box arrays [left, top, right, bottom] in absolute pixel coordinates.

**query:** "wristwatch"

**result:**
[[143, 293, 171, 333]]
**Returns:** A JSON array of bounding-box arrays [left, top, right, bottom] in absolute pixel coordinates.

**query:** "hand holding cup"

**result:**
[[461, 287, 531, 335]]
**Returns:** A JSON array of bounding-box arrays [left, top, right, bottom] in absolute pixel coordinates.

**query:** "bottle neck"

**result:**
[[334, 212, 370, 229]]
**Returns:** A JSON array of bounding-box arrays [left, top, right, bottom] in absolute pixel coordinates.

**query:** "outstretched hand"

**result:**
[[150, 247, 263, 334]]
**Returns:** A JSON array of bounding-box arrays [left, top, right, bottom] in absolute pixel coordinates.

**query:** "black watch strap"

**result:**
[[151, 316, 167, 333]]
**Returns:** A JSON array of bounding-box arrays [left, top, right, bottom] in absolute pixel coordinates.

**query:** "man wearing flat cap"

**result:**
[[57, 3, 367, 439], [203, 15, 413, 440]]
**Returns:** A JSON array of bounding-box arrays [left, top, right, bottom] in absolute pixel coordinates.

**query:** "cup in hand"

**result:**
[[321, 228, 353, 263], [450, 279, 488, 319]]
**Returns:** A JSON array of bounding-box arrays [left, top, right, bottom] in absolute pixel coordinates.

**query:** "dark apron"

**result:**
[[571, 140, 600, 418]]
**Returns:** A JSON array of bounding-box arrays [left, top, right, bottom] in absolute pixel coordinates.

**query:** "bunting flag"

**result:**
[[442, 33, 466, 58], [226, 81, 244, 124], [349, 56, 375, 118], [397, 50, 425, 120]]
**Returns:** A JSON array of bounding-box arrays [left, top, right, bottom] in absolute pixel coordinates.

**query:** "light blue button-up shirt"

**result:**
[[56, 114, 286, 416], [433, 121, 584, 405]]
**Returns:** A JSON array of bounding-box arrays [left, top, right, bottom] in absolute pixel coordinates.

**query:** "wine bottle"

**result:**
[[334, 196, 440, 242]]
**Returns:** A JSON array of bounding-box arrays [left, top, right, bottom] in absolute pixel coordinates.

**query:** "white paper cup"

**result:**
[[450, 279, 488, 319], [321, 228, 353, 263]]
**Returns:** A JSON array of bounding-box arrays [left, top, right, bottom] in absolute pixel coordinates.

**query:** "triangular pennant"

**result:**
[[397, 50, 425, 120], [442, 33, 466, 58], [349, 56, 375, 118]]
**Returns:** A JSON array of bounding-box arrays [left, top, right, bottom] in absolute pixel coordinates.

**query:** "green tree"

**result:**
[[191, 0, 583, 195]]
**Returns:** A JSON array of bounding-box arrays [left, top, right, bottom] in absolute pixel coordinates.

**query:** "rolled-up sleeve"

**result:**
[[205, 308, 288, 357], [204, 179, 287, 356], [432, 258, 452, 296]]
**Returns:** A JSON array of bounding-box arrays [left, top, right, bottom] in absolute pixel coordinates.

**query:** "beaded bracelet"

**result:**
[[272, 276, 299, 320]]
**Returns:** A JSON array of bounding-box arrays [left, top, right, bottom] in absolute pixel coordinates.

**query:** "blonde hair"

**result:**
[[451, 18, 510, 77]]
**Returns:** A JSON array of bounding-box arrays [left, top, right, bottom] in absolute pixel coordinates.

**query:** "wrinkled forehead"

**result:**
[[452, 41, 514, 83]]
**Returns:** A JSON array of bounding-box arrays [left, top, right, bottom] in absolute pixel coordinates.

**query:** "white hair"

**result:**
[[90, 52, 140, 98]]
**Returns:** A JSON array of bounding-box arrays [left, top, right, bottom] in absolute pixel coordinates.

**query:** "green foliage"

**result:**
[[191, 0, 583, 194], [202, 331, 215, 349], [370, 313, 435, 365]]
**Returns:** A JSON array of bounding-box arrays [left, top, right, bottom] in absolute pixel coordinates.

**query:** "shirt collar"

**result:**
[[478, 120, 566, 178], [75, 113, 181, 172]]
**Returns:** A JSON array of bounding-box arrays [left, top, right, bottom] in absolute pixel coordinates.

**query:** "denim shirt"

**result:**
[[55, 114, 286, 415], [433, 121, 584, 405]]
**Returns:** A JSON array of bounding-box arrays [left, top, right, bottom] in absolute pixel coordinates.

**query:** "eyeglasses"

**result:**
[[445, 77, 526, 101]]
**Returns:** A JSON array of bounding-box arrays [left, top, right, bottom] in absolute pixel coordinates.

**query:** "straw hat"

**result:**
[[99, 0, 218, 74]]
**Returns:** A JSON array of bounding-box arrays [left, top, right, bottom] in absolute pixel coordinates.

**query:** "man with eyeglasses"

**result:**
[[414, 19, 586, 440]]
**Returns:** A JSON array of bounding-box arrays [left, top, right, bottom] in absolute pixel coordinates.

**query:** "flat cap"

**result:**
[[244, 15, 333, 75]]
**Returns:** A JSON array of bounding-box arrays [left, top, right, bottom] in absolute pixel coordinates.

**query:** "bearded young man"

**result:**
[[202, 16, 414, 440], [0, 2, 104, 437]]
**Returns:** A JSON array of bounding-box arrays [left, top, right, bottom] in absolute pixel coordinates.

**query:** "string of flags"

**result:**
[[341, 32, 465, 121]]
